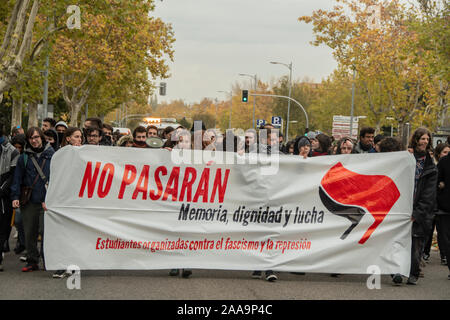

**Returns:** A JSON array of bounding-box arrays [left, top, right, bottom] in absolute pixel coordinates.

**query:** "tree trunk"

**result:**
[[11, 93, 23, 130], [69, 103, 82, 127], [0, 0, 40, 97], [28, 102, 38, 127]]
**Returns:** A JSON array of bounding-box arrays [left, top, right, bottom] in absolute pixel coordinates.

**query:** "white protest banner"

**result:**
[[44, 146, 415, 276]]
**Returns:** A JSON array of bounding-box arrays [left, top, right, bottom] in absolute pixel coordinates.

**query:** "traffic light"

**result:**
[[159, 82, 166, 96], [242, 90, 248, 102]]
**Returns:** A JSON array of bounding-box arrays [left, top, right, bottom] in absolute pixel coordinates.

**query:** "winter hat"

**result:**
[[293, 136, 311, 155], [306, 131, 317, 140], [55, 121, 68, 129], [118, 135, 134, 147], [44, 128, 59, 150]]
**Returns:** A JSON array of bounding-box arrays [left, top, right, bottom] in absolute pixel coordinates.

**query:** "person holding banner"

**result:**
[[10, 127, 55, 272], [407, 127, 438, 285], [423, 143, 450, 264], [0, 129, 20, 271], [436, 152, 450, 279]]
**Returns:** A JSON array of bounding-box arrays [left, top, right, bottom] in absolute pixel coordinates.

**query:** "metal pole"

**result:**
[[43, 55, 49, 119], [215, 98, 218, 128], [286, 62, 292, 142], [250, 93, 309, 130], [350, 68, 356, 139], [229, 88, 232, 129], [391, 124, 393, 137], [253, 75, 257, 129]]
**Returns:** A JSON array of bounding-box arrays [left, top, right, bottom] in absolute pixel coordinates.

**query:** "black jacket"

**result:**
[[11, 143, 55, 204], [412, 152, 438, 237], [437, 154, 450, 213], [0, 141, 19, 214]]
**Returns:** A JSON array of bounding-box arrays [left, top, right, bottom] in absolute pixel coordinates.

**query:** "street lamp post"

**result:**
[[270, 61, 292, 141], [350, 67, 356, 138], [218, 90, 233, 129], [238, 73, 257, 129]]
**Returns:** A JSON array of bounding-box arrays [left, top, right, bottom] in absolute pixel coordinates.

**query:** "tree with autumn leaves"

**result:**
[[300, 0, 449, 141], [1, 0, 174, 129]]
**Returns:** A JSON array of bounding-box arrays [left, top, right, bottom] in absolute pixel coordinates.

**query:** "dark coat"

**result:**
[[0, 141, 19, 214], [10, 143, 55, 204], [437, 154, 450, 213], [412, 153, 438, 237]]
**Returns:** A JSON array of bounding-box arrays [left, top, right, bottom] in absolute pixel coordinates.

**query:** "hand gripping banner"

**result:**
[[44, 146, 415, 276]]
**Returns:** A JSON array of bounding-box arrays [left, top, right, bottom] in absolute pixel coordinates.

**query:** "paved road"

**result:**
[[1, 237, 449, 300]]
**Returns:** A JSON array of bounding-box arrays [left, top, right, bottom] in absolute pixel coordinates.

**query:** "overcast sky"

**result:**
[[153, 0, 338, 104]]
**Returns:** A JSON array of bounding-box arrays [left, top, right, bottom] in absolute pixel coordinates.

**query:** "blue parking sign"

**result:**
[[256, 119, 266, 127], [271, 116, 282, 128]]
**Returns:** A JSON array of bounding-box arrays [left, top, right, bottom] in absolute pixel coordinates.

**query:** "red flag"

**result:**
[[320, 162, 400, 244]]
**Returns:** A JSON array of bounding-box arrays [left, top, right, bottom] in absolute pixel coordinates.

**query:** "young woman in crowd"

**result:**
[[60, 127, 83, 147]]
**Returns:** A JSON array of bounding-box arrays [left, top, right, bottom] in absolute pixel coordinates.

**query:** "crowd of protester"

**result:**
[[0, 116, 449, 285]]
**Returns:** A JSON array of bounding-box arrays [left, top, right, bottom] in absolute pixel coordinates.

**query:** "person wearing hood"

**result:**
[[10, 127, 55, 272], [0, 128, 20, 271], [55, 121, 68, 147], [44, 128, 59, 151]]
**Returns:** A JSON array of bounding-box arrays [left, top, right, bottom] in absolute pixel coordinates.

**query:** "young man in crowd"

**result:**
[[84, 117, 103, 129], [102, 124, 114, 146], [147, 125, 158, 138], [54, 121, 68, 134], [41, 118, 56, 133], [10, 127, 55, 272], [133, 126, 148, 148], [354, 127, 375, 153], [84, 127, 102, 146], [245, 129, 258, 153], [54, 121, 68, 147], [11, 126, 24, 138], [373, 134, 385, 152]]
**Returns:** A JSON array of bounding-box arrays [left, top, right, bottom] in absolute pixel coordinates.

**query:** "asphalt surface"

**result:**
[[1, 236, 449, 300]]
